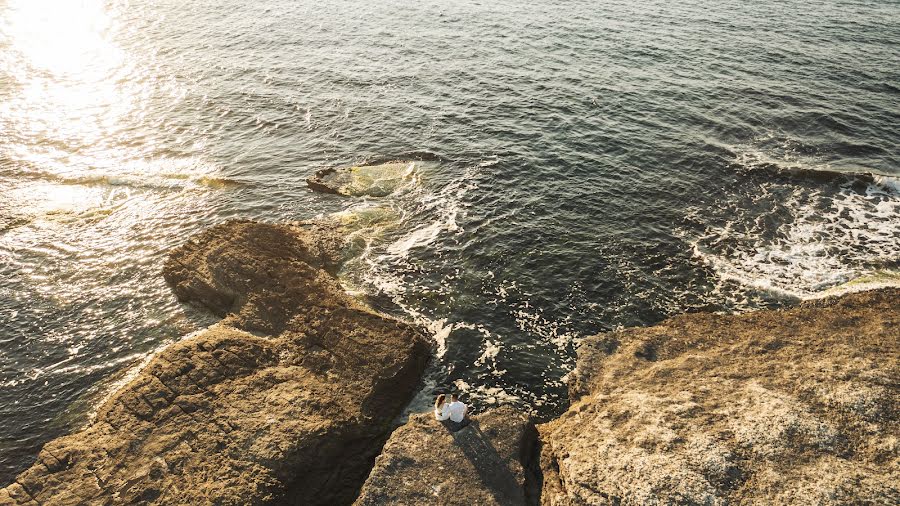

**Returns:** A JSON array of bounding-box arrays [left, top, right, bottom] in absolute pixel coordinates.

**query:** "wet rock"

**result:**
[[0, 220, 430, 505], [539, 288, 900, 505], [355, 407, 541, 506], [307, 162, 418, 197]]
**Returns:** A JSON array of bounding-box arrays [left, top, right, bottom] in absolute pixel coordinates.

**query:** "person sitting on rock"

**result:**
[[434, 394, 451, 421], [445, 393, 469, 431]]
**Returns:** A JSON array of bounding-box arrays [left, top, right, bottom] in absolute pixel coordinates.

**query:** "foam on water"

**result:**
[[328, 161, 568, 414], [337, 162, 473, 354], [684, 144, 900, 302], [9, 158, 243, 192]]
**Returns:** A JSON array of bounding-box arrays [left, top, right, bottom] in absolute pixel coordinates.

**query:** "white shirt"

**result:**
[[447, 401, 466, 423], [434, 403, 451, 421]]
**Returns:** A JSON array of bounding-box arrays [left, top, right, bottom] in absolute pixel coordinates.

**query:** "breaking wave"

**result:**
[[683, 143, 900, 303]]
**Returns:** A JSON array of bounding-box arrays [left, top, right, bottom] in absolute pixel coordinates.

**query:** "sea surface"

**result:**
[[1, 0, 898, 482]]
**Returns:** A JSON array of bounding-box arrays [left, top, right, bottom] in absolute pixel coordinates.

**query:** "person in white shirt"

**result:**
[[446, 393, 469, 431], [434, 394, 451, 421], [434, 392, 469, 430]]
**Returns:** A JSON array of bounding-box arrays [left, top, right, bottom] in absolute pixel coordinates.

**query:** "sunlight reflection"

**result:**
[[8, 182, 103, 215], [3, 0, 123, 77], [0, 0, 138, 160]]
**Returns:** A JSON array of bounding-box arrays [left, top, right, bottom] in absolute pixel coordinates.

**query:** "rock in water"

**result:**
[[354, 407, 541, 506], [0, 220, 430, 505], [307, 162, 417, 197], [539, 288, 900, 505]]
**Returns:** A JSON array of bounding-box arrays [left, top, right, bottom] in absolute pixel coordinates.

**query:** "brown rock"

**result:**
[[0, 220, 430, 505], [354, 407, 541, 506], [539, 288, 900, 505]]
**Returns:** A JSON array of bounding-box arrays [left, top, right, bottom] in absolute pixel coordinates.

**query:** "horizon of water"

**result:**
[[1, 0, 898, 483]]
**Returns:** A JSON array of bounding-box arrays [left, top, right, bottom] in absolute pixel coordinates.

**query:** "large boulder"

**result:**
[[355, 406, 541, 506], [0, 220, 430, 505], [539, 288, 900, 505]]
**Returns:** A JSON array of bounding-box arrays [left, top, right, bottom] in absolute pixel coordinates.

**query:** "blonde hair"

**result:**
[[434, 394, 447, 409]]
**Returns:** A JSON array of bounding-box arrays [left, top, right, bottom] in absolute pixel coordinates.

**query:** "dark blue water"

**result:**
[[1, 0, 898, 482]]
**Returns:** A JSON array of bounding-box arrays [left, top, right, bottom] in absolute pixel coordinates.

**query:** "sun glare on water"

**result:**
[[0, 0, 220, 297], [0, 0, 221, 220], [3, 0, 123, 77], [0, 0, 136, 151]]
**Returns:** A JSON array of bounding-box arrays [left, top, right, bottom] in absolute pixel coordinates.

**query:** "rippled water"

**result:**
[[1, 0, 898, 482]]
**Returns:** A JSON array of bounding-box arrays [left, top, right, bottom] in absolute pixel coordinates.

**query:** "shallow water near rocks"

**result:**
[[1, 0, 898, 482]]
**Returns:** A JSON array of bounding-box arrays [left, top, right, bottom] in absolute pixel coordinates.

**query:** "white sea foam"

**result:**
[[336, 163, 473, 359], [872, 174, 900, 194], [335, 161, 578, 415], [452, 379, 522, 406], [688, 145, 900, 302]]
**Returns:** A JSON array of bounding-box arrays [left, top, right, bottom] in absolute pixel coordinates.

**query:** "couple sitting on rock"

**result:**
[[434, 393, 469, 431]]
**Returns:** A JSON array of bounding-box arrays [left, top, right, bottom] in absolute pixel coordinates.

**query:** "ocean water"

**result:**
[[1, 0, 898, 482]]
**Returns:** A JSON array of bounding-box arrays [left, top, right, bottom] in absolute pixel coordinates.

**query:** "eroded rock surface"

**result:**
[[540, 288, 900, 505], [355, 406, 541, 506], [0, 220, 429, 505]]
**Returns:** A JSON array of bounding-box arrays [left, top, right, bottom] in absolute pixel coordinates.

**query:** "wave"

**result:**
[[810, 270, 900, 300], [6, 164, 245, 192], [684, 144, 900, 303], [362, 151, 448, 165], [735, 147, 900, 190], [50, 172, 245, 190]]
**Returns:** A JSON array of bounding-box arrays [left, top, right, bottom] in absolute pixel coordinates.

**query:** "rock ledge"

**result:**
[[539, 288, 900, 505], [0, 220, 430, 505]]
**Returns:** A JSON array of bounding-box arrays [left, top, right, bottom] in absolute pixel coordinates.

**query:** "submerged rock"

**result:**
[[0, 220, 430, 505], [355, 407, 541, 506], [307, 162, 418, 197], [539, 288, 900, 505]]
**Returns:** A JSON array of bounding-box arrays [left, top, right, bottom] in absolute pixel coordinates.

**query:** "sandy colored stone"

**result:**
[[0, 220, 430, 505], [355, 407, 541, 506], [539, 288, 900, 505]]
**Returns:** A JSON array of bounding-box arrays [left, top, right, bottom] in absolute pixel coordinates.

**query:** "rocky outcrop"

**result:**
[[539, 288, 900, 505], [0, 220, 430, 505], [307, 162, 417, 197], [354, 407, 541, 506]]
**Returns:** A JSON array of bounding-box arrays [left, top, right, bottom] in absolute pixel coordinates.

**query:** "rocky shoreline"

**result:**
[[1, 220, 897, 505], [0, 221, 429, 505]]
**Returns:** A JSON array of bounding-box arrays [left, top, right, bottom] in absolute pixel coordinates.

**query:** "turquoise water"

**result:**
[[1, 0, 898, 481]]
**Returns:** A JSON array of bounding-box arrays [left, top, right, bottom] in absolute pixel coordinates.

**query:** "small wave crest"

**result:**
[[731, 135, 900, 189], [7, 157, 244, 192], [43, 172, 244, 191]]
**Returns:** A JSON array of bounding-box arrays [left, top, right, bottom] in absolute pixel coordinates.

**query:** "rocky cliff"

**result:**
[[0, 220, 430, 505], [539, 288, 899, 505]]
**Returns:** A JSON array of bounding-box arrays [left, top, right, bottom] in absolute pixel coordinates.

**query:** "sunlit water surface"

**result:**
[[1, 0, 898, 482]]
